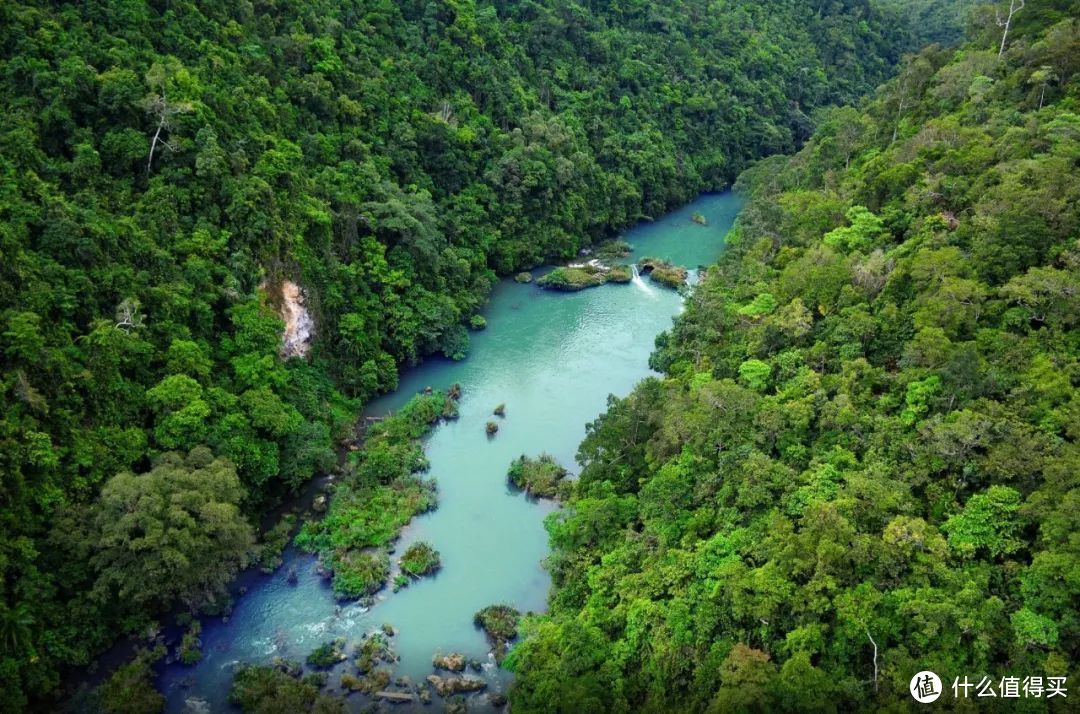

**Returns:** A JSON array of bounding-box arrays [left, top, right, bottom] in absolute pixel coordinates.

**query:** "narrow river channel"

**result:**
[[159, 191, 743, 712]]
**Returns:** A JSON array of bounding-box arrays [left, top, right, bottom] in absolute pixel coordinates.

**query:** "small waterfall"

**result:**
[[630, 263, 653, 294]]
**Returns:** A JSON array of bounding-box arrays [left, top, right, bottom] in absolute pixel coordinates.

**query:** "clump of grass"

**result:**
[[306, 638, 346, 668], [329, 551, 389, 599], [178, 621, 202, 665], [507, 454, 569, 499], [399, 541, 441, 578]]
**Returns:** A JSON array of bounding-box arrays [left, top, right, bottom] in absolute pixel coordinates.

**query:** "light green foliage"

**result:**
[[738, 359, 772, 392], [399, 541, 441, 578], [737, 293, 779, 318], [511, 14, 1080, 711], [822, 206, 887, 252], [507, 455, 570, 499], [943, 486, 1025, 558], [306, 638, 346, 669], [294, 393, 448, 597]]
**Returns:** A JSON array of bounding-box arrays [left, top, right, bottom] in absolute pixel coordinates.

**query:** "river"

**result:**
[[158, 191, 743, 712]]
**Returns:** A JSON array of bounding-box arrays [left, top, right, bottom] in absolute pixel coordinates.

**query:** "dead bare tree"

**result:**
[[997, 0, 1026, 57], [144, 92, 191, 172], [115, 298, 145, 332]]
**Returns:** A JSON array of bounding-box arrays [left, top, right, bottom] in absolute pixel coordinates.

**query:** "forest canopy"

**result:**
[[0, 0, 910, 707], [508, 4, 1080, 711]]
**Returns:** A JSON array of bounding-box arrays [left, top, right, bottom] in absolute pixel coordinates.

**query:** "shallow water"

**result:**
[[159, 191, 743, 712]]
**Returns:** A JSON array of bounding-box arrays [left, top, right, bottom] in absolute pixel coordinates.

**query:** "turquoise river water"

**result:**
[[158, 191, 743, 712]]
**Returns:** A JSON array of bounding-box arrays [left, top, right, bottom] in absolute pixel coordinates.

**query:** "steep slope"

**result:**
[[0, 0, 904, 708], [509, 6, 1080, 711]]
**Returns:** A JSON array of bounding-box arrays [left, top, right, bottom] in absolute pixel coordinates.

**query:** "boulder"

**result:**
[[432, 652, 466, 672], [375, 691, 417, 704], [425, 674, 487, 697]]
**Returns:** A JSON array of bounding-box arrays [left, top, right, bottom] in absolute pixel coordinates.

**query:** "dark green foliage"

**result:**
[[72, 448, 255, 611], [178, 621, 202, 666], [507, 455, 570, 499], [355, 632, 394, 674], [229, 665, 343, 714], [0, 0, 906, 705], [254, 514, 297, 574], [95, 647, 165, 714], [510, 11, 1080, 713], [399, 541, 441, 578], [305, 638, 346, 669]]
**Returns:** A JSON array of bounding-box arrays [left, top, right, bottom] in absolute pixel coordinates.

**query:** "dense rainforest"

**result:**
[[0, 0, 912, 709], [508, 3, 1080, 711]]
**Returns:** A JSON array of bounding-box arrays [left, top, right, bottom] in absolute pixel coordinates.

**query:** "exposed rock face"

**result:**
[[278, 280, 313, 358], [425, 674, 487, 696]]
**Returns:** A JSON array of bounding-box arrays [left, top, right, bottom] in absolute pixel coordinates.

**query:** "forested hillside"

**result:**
[[509, 4, 1080, 711], [0, 0, 906, 708]]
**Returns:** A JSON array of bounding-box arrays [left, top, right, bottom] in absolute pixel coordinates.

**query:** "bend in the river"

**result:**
[[159, 191, 744, 712]]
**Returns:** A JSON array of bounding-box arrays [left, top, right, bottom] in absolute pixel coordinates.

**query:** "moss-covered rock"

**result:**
[[344, 669, 391, 694], [432, 652, 466, 671], [399, 541, 441, 578], [474, 605, 520, 663], [594, 239, 632, 258], [468, 315, 487, 330], [606, 264, 633, 283], [493, 403, 506, 417], [638, 257, 688, 289], [690, 211, 707, 225], [536, 265, 607, 291], [425, 674, 487, 697], [507, 454, 569, 499], [514, 272, 533, 283], [486, 421, 499, 436]]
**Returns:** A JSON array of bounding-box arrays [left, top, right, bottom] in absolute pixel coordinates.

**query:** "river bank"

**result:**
[[146, 191, 743, 712]]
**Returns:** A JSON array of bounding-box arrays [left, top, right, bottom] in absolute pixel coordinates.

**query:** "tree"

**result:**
[[142, 62, 193, 172], [996, 0, 1025, 57], [89, 448, 255, 608], [942, 486, 1025, 559]]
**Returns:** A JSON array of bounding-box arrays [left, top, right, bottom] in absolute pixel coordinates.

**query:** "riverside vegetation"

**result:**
[[0, 0, 981, 709], [507, 5, 1080, 712]]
